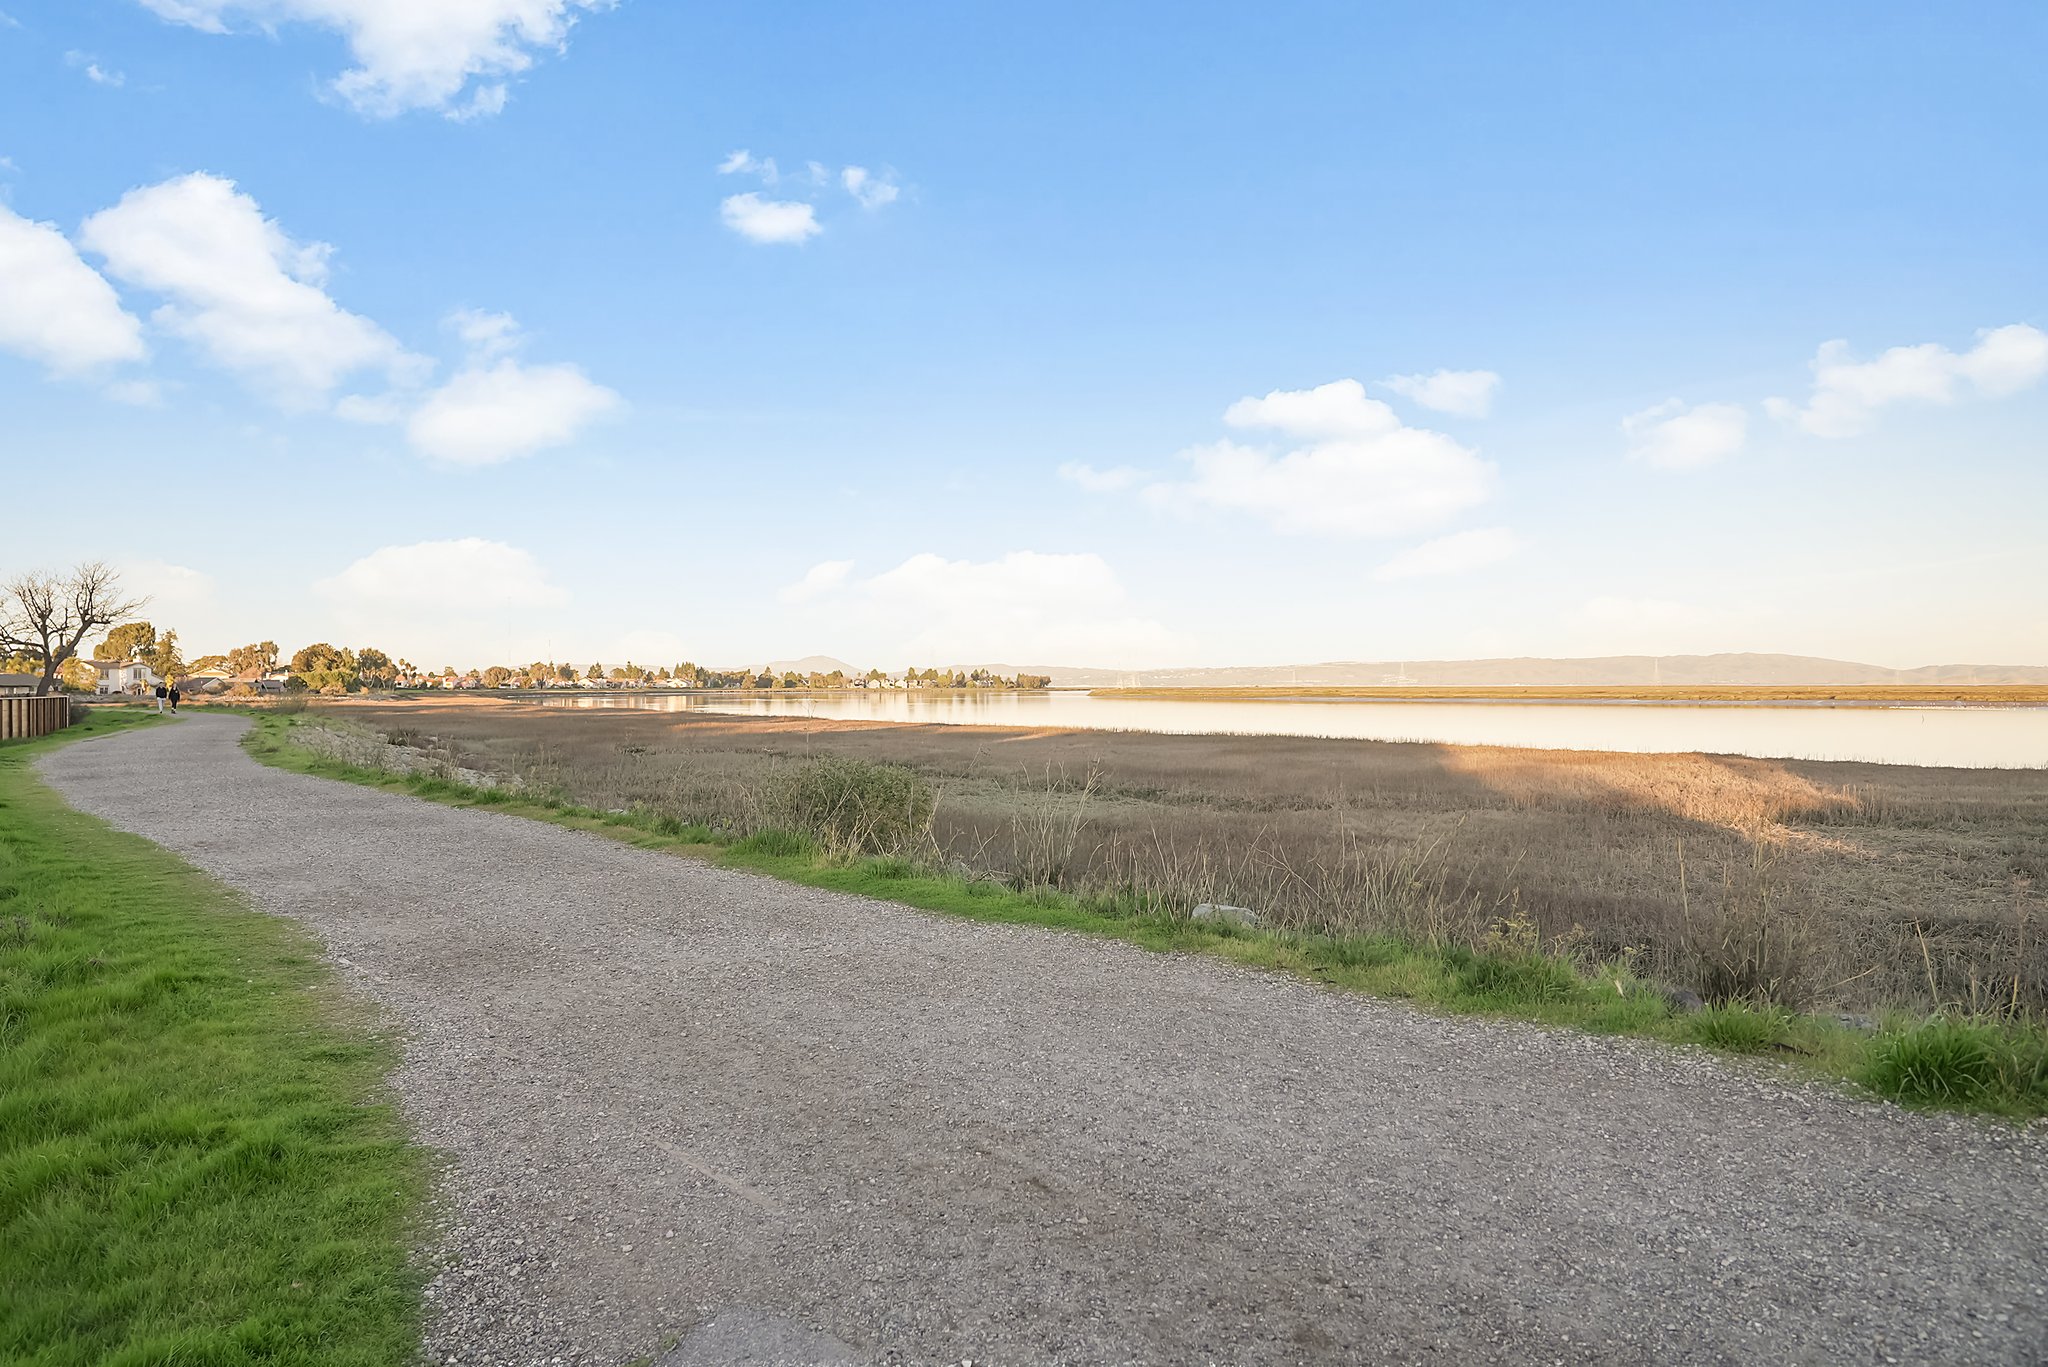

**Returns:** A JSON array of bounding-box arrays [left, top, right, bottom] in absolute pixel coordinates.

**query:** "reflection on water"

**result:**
[[532, 691, 2048, 769]]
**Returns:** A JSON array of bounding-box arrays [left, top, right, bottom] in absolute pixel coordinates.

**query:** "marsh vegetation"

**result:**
[[290, 697, 2045, 1018]]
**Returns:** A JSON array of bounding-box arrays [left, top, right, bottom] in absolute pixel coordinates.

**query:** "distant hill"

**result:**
[[764, 655, 861, 676], [971, 653, 2048, 689]]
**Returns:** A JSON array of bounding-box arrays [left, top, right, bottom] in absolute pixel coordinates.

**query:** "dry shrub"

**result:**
[[1663, 839, 1812, 1006], [765, 756, 935, 857]]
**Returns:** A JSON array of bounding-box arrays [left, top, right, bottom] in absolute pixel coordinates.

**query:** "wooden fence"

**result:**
[[0, 694, 72, 741]]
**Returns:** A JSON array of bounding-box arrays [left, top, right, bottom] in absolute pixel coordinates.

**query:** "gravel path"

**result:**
[[39, 715, 2048, 1366]]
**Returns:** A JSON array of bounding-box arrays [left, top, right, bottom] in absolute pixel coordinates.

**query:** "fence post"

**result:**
[[0, 695, 72, 740]]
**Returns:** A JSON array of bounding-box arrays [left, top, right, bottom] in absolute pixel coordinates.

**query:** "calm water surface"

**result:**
[[533, 691, 2048, 769]]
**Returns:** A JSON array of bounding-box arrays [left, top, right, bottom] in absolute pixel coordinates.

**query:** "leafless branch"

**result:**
[[0, 561, 149, 695]]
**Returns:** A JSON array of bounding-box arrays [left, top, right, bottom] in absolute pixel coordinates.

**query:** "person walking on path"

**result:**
[[167, 685, 181, 715], [153, 681, 167, 714]]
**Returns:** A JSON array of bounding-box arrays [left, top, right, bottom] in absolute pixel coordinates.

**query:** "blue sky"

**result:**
[[3, 1, 2044, 670]]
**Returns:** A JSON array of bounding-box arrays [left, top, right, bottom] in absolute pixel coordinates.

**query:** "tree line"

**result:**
[[3, 563, 1051, 697]]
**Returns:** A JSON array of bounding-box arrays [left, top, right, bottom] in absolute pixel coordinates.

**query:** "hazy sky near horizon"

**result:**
[[3, 2, 2045, 671]]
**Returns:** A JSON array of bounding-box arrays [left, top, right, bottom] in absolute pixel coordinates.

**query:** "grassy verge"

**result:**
[[240, 711, 2048, 1121], [2, 710, 425, 1366]]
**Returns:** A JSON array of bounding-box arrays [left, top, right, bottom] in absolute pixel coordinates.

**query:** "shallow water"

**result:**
[[532, 690, 2048, 769]]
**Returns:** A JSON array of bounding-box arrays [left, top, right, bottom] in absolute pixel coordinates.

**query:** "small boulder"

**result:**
[[1661, 985, 1706, 1014], [1190, 902, 1261, 929]]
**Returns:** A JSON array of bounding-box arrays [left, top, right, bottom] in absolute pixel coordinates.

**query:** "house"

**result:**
[[91, 658, 158, 695], [177, 664, 237, 696], [0, 673, 41, 696]]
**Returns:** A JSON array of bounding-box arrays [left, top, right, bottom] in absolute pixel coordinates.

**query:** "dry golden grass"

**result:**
[[304, 695, 2048, 1013]]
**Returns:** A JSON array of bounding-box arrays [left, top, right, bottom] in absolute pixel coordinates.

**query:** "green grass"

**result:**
[[2, 710, 426, 1366], [1861, 1017, 2048, 1107], [238, 710, 2048, 1120]]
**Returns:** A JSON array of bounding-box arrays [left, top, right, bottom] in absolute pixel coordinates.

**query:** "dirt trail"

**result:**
[[39, 715, 2048, 1366]]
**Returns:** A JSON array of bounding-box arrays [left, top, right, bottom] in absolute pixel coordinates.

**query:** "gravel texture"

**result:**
[[39, 714, 2048, 1366]]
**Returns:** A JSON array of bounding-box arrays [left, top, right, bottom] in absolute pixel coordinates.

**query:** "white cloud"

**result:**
[[1765, 324, 2048, 438], [779, 560, 854, 604], [1372, 527, 1520, 581], [789, 551, 1181, 665], [0, 203, 147, 374], [447, 307, 520, 359], [67, 51, 127, 86], [406, 357, 619, 465], [79, 172, 416, 407], [841, 165, 899, 210], [1057, 461, 1146, 493], [1222, 378, 1397, 440], [1149, 379, 1497, 538], [717, 149, 777, 182], [1621, 398, 1748, 469], [719, 193, 820, 245], [135, 0, 612, 118], [314, 538, 568, 613], [1380, 368, 1501, 418]]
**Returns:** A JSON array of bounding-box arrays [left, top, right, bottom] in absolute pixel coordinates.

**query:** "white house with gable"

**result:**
[[91, 659, 159, 695]]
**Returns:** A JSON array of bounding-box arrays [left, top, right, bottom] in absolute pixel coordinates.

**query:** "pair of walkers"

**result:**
[[153, 681, 181, 714]]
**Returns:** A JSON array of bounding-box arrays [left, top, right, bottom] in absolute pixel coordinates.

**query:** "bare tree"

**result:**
[[1, 562, 148, 696]]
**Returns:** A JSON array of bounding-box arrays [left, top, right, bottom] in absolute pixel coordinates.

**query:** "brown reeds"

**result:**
[[303, 695, 2048, 1013]]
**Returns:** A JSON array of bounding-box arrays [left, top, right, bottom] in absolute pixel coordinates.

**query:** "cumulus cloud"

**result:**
[[720, 192, 821, 245], [314, 537, 568, 614], [406, 356, 619, 465], [134, 0, 612, 118], [1621, 398, 1748, 469], [79, 172, 417, 407], [1057, 461, 1146, 493], [1379, 368, 1501, 418], [1372, 527, 1520, 582], [841, 165, 899, 210], [778, 560, 854, 604], [1146, 379, 1497, 538], [66, 175, 615, 463], [1765, 324, 2048, 438], [0, 203, 147, 374], [1221, 378, 1394, 440], [782, 551, 1181, 665]]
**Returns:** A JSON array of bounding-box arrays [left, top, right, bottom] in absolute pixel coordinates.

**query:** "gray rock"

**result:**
[[1190, 902, 1261, 928], [1662, 985, 1706, 1013]]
